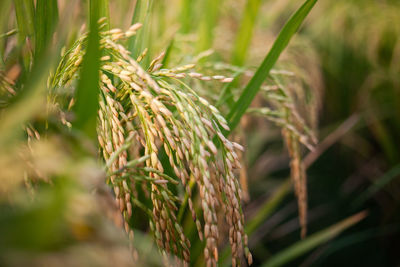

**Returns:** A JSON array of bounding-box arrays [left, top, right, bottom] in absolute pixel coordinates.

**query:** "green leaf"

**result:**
[[94, 0, 110, 30], [128, 0, 153, 61], [196, 0, 221, 52], [127, 0, 142, 54], [34, 0, 58, 60], [98, 0, 110, 21], [306, 226, 399, 265], [226, 0, 318, 134], [73, 0, 102, 140], [89, 0, 108, 25], [246, 179, 292, 235], [1, 8, 9, 65], [131, 0, 143, 25], [179, 0, 194, 33], [262, 211, 367, 267], [352, 164, 400, 208], [13, 0, 35, 44], [161, 37, 174, 68], [231, 0, 263, 67], [13, 0, 34, 69]]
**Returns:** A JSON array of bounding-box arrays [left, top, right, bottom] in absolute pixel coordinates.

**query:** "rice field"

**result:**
[[0, 0, 399, 266]]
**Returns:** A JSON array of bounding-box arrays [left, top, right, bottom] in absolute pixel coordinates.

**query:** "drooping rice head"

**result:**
[[52, 21, 252, 267]]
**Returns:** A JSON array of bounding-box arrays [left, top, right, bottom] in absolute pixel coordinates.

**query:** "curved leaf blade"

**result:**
[[262, 211, 367, 267], [226, 0, 318, 134]]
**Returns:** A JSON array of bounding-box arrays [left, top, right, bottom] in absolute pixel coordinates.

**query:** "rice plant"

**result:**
[[2, 0, 395, 266], [51, 20, 252, 266]]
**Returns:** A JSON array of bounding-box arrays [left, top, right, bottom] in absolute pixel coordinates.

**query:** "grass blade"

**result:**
[[13, 0, 35, 44], [231, 0, 263, 66], [0, 1, 12, 66], [352, 164, 400, 208], [161, 37, 174, 68], [303, 225, 399, 266], [262, 211, 367, 267], [246, 179, 292, 235], [196, 0, 221, 52], [127, 0, 142, 54], [128, 0, 153, 60], [34, 0, 58, 60], [73, 0, 101, 139], [226, 0, 318, 134], [13, 0, 35, 70], [179, 0, 193, 33], [98, 0, 109, 21]]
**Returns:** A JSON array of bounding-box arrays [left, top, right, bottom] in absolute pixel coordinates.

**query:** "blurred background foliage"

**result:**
[[0, 0, 399, 266], [241, 0, 400, 266]]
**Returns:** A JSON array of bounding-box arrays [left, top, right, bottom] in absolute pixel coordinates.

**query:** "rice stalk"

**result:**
[[52, 20, 252, 267]]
